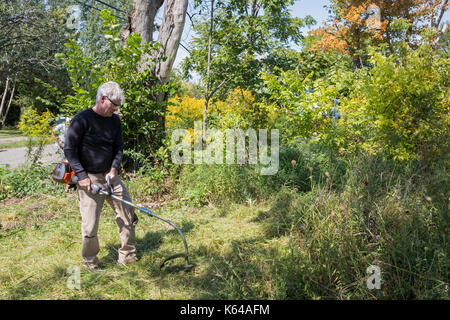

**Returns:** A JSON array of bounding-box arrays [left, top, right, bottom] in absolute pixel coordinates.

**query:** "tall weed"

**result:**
[[252, 154, 448, 299]]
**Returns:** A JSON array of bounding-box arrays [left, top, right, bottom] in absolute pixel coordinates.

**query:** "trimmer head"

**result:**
[[158, 253, 195, 272]]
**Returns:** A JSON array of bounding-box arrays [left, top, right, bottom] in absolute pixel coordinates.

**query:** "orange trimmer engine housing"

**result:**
[[50, 161, 78, 185]]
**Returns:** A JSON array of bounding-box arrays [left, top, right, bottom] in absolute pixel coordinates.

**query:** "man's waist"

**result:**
[[81, 162, 114, 175]]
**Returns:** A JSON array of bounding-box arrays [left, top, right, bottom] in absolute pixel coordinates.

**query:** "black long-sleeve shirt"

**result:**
[[64, 108, 123, 181]]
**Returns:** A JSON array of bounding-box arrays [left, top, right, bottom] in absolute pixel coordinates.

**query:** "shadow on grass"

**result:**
[[156, 235, 299, 299], [101, 220, 196, 269], [101, 230, 165, 267]]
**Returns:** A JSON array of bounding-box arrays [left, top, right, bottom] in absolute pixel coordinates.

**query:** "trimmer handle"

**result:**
[[90, 177, 113, 195], [106, 176, 114, 195], [91, 184, 101, 195]]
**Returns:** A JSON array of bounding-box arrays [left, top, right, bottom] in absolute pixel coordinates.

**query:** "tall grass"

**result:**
[[0, 128, 23, 139], [173, 146, 448, 299]]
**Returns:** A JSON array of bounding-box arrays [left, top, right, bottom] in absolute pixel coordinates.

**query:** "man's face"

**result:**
[[100, 95, 121, 117]]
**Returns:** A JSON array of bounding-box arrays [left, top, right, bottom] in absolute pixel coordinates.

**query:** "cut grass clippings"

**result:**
[[0, 193, 275, 299]]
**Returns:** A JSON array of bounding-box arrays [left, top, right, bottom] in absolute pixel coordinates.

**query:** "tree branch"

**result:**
[[208, 77, 228, 99], [433, 0, 448, 28]]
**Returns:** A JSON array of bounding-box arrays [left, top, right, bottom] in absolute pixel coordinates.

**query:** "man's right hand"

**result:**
[[78, 177, 92, 192]]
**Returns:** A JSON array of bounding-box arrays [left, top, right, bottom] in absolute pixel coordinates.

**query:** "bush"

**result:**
[[263, 37, 449, 165], [18, 107, 55, 165], [0, 164, 66, 200], [122, 146, 177, 203], [177, 164, 269, 206], [274, 140, 347, 192], [174, 139, 348, 206]]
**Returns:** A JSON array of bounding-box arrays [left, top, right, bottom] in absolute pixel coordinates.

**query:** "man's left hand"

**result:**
[[106, 168, 117, 185]]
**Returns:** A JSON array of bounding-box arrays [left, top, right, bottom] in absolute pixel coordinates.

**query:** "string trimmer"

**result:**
[[91, 177, 194, 272], [50, 161, 193, 272]]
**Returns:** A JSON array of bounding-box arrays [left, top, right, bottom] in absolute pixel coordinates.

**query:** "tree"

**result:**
[[120, 0, 189, 143], [182, 0, 314, 136], [75, 0, 133, 64], [310, 0, 449, 68], [0, 0, 73, 126], [0, 77, 10, 125], [1, 76, 16, 127], [200, 0, 219, 141]]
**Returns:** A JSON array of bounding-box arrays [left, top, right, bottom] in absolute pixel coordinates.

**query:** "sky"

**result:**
[[291, 0, 331, 28]]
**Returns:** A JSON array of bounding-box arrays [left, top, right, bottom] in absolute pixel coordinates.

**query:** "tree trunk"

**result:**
[[1, 79, 15, 128], [152, 0, 189, 84], [122, 0, 188, 81], [122, 0, 188, 148], [203, 96, 210, 142], [121, 0, 165, 45], [203, 0, 214, 143], [0, 77, 10, 123], [432, 0, 448, 28]]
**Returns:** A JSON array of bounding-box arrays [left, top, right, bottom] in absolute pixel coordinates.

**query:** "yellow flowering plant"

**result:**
[[18, 107, 55, 164]]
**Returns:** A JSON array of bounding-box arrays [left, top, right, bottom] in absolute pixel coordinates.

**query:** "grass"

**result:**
[[0, 128, 23, 139], [0, 139, 43, 149], [0, 153, 448, 300], [0, 128, 54, 149], [0, 192, 277, 299], [0, 138, 54, 149], [0, 128, 30, 149]]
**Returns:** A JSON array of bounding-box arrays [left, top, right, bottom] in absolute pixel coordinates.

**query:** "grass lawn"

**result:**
[[0, 192, 283, 299], [0, 139, 42, 149], [0, 128, 54, 149], [0, 128, 23, 139]]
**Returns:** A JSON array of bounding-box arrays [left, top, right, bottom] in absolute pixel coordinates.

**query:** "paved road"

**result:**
[[0, 144, 62, 169]]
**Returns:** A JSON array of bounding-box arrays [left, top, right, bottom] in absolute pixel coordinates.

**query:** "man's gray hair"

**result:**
[[96, 81, 125, 103]]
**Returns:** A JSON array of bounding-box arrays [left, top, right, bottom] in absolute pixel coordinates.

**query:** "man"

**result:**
[[64, 81, 138, 270]]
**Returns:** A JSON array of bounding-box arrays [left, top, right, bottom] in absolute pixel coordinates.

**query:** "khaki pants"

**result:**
[[77, 172, 138, 266]]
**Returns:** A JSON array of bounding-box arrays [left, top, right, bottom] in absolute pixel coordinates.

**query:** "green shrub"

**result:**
[[122, 146, 177, 203], [263, 37, 449, 165], [274, 140, 347, 192], [177, 164, 269, 206], [174, 139, 347, 206], [0, 164, 66, 200]]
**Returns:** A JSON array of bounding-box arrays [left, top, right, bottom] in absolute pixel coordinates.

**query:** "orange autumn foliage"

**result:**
[[310, 0, 448, 55]]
